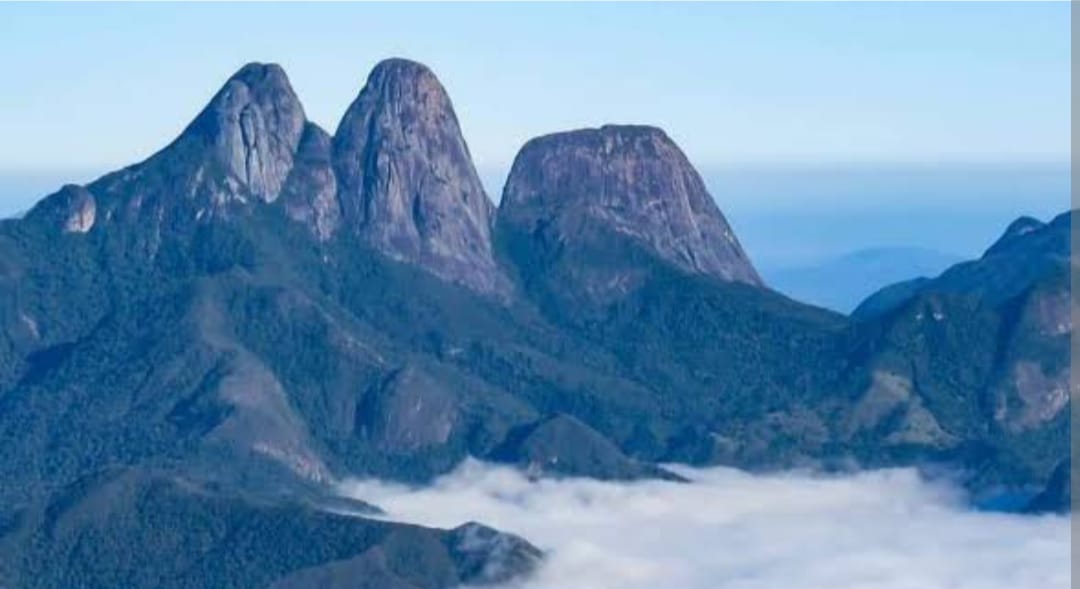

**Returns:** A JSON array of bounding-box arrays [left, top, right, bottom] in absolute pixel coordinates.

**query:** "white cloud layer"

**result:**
[[338, 461, 1070, 589]]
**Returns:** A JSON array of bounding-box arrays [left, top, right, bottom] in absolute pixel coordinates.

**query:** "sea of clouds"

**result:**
[[338, 460, 1069, 589]]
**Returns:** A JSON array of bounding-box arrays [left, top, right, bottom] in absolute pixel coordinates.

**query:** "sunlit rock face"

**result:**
[[499, 124, 763, 293], [61, 187, 97, 233], [25, 184, 97, 234], [118, 62, 307, 209], [178, 62, 307, 205], [333, 58, 506, 296], [33, 62, 310, 252]]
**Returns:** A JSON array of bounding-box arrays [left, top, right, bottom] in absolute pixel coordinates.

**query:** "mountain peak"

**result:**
[[499, 124, 762, 288], [228, 62, 291, 88], [332, 59, 505, 295], [178, 61, 307, 203], [367, 57, 440, 85], [84, 62, 308, 230]]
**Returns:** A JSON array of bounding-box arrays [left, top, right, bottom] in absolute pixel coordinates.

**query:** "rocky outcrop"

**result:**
[[122, 63, 302, 203], [68, 62, 309, 243], [499, 125, 762, 290], [181, 62, 307, 204], [446, 522, 544, 584], [356, 366, 458, 454], [281, 123, 342, 241], [24, 184, 96, 234], [333, 59, 505, 295], [25, 60, 511, 296]]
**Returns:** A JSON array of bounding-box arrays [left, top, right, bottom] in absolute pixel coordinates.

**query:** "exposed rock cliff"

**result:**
[[499, 124, 762, 296], [333, 59, 505, 295], [96, 63, 307, 217]]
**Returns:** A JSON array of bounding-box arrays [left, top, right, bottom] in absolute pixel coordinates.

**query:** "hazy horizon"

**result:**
[[0, 1, 1069, 314]]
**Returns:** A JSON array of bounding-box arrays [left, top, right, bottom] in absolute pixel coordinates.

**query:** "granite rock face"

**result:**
[[282, 123, 342, 241], [447, 522, 544, 584], [499, 125, 762, 289], [183, 62, 307, 204], [56, 62, 309, 242], [333, 59, 505, 295], [24, 184, 96, 234], [123, 62, 305, 207], [28, 60, 509, 295]]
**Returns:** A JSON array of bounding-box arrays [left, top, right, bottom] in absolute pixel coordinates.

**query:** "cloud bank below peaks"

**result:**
[[338, 460, 1069, 589]]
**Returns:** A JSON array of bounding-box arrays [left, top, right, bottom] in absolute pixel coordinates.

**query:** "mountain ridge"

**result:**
[[0, 57, 1070, 588], [6, 59, 1071, 493]]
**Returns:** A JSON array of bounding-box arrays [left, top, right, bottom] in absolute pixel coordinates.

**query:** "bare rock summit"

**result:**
[[333, 58, 506, 295], [499, 125, 762, 293]]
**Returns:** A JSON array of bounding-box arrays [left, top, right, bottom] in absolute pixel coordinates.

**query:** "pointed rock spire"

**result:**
[[332, 58, 505, 295], [87, 62, 308, 228], [180, 62, 307, 203], [499, 125, 762, 287]]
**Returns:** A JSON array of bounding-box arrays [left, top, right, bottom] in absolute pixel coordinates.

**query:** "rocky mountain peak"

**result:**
[[81, 62, 308, 233], [180, 62, 307, 203], [280, 122, 342, 241], [332, 58, 505, 295], [499, 124, 762, 287]]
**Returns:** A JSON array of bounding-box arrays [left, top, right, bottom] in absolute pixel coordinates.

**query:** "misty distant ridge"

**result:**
[[764, 246, 965, 313]]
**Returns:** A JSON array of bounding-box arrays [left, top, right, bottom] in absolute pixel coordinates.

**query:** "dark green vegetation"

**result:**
[[0, 468, 539, 589], [849, 211, 1072, 500], [0, 58, 1071, 586], [1025, 458, 1071, 513]]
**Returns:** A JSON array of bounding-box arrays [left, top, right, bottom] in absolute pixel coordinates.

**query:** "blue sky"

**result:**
[[0, 2, 1069, 172], [0, 2, 1070, 267]]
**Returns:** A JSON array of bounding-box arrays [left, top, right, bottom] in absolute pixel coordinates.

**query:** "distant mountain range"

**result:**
[[764, 247, 964, 313], [0, 59, 1070, 588]]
